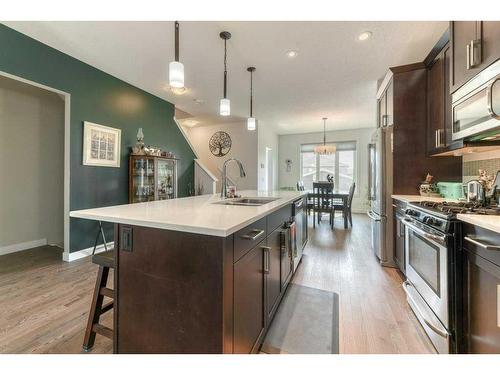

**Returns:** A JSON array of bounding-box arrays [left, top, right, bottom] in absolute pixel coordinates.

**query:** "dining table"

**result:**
[[307, 188, 350, 228]]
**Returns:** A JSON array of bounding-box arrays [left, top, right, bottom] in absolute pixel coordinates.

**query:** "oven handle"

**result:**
[[403, 218, 446, 245], [402, 281, 450, 338]]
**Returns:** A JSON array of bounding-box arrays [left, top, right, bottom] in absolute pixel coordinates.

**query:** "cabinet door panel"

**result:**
[[463, 250, 500, 353], [427, 52, 445, 154], [482, 21, 500, 69], [451, 21, 479, 92], [378, 93, 386, 127], [266, 228, 282, 322], [443, 45, 453, 147], [233, 244, 265, 354]]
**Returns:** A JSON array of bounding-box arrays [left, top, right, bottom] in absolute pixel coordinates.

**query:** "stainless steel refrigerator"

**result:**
[[367, 127, 395, 267]]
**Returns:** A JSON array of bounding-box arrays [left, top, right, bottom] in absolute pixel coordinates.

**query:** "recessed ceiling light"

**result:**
[[169, 86, 188, 95], [182, 119, 199, 127], [286, 50, 298, 58], [358, 31, 372, 41]]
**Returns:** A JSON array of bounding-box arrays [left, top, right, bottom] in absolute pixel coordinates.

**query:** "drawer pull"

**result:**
[[262, 246, 271, 274], [464, 236, 500, 251], [240, 229, 265, 241]]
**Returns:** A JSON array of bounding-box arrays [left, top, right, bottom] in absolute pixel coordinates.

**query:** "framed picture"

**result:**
[[82, 121, 121, 167]]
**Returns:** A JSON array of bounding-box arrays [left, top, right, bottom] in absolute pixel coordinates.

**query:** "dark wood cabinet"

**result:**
[[460, 223, 500, 353], [427, 42, 458, 155], [451, 21, 500, 93], [233, 241, 265, 354], [265, 228, 282, 323]]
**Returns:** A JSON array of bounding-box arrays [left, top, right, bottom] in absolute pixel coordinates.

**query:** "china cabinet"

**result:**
[[128, 155, 178, 203]]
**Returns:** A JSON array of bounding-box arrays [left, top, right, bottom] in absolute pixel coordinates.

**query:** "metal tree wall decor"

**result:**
[[209, 131, 232, 157]]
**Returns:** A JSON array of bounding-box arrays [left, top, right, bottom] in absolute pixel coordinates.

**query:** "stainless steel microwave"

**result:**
[[452, 59, 500, 141]]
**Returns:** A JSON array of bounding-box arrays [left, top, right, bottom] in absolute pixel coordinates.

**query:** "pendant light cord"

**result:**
[[323, 119, 326, 146], [174, 21, 179, 62], [250, 70, 253, 117], [223, 39, 228, 99]]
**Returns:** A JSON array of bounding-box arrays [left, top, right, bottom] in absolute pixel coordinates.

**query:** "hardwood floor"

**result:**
[[293, 213, 435, 354], [0, 214, 435, 354]]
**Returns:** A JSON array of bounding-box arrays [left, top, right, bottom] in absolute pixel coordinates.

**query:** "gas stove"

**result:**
[[405, 200, 500, 234]]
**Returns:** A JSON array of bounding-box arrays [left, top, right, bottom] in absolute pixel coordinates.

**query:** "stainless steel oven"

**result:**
[[403, 217, 451, 353], [452, 59, 500, 141]]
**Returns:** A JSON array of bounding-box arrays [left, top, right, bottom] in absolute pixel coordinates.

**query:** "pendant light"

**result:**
[[314, 118, 336, 154], [247, 67, 256, 130], [219, 31, 231, 116], [169, 21, 184, 88]]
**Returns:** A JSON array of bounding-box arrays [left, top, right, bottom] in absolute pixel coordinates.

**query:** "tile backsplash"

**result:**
[[462, 150, 500, 183]]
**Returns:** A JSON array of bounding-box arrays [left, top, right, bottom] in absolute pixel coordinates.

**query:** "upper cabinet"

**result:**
[[377, 76, 394, 128], [427, 43, 457, 155], [451, 21, 500, 93]]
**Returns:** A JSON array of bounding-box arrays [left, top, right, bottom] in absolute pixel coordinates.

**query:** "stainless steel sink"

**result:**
[[212, 197, 279, 206]]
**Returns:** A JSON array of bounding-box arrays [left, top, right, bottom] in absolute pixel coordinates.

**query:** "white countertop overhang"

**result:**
[[70, 190, 306, 237]]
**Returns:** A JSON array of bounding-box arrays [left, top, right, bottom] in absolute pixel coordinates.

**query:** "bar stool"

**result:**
[[82, 222, 114, 352]]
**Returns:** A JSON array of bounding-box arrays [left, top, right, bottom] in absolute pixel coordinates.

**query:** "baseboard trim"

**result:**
[[63, 241, 114, 262], [0, 239, 48, 256]]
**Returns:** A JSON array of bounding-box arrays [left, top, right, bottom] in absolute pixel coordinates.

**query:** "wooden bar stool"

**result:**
[[82, 222, 115, 351]]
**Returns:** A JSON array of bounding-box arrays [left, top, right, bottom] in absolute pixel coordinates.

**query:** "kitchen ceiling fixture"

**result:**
[[169, 21, 184, 88], [247, 66, 256, 131], [286, 50, 298, 58], [314, 118, 336, 154], [219, 31, 231, 116], [358, 31, 372, 41]]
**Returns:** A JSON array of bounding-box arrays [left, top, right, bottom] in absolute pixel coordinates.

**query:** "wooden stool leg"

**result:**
[[83, 266, 109, 351]]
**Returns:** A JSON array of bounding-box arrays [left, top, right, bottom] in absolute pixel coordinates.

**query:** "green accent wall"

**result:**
[[0, 24, 196, 253]]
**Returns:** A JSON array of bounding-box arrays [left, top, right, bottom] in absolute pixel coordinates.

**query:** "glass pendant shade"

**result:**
[[313, 144, 336, 154], [220, 98, 231, 116], [169, 61, 184, 88], [247, 117, 256, 131]]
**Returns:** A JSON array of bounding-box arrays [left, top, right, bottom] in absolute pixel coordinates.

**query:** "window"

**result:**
[[300, 141, 356, 191]]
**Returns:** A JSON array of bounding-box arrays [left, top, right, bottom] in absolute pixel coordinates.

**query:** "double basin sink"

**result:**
[[213, 197, 279, 206]]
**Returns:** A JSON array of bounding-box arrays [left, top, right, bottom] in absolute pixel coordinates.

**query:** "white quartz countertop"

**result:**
[[457, 214, 500, 234], [70, 190, 306, 237], [391, 194, 462, 203]]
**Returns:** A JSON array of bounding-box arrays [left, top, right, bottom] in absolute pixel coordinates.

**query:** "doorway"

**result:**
[[0, 71, 70, 260]]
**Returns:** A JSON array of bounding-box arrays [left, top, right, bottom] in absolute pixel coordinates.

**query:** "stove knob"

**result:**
[[424, 217, 436, 225], [405, 209, 417, 216]]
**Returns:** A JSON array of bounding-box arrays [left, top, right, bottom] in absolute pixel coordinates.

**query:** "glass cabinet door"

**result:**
[[156, 159, 176, 200], [131, 157, 155, 203]]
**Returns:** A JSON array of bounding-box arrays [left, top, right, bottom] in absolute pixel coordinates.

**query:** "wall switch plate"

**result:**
[[120, 227, 133, 252]]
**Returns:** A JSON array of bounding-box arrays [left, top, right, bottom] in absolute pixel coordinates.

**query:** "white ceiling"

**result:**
[[4, 21, 448, 134]]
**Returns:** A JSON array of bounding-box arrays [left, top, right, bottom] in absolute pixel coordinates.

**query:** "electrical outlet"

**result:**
[[120, 227, 133, 252]]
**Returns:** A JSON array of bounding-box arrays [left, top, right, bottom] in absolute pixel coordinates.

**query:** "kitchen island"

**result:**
[[70, 190, 306, 354]]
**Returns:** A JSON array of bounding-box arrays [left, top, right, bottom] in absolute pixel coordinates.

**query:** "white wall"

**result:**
[[0, 75, 64, 250], [185, 121, 258, 192], [278, 127, 375, 212], [257, 124, 279, 191]]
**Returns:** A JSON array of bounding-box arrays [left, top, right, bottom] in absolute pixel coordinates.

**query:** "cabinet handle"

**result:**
[[466, 43, 471, 70], [240, 229, 265, 241], [464, 236, 500, 251], [262, 246, 271, 273], [435, 129, 444, 148]]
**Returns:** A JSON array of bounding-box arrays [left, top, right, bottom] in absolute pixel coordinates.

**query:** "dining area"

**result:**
[[297, 180, 356, 230]]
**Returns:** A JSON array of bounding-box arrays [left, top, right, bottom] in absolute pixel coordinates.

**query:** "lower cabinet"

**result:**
[[393, 213, 406, 274], [266, 228, 282, 322], [233, 241, 265, 354]]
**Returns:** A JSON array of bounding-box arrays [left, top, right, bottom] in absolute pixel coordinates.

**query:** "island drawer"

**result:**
[[234, 217, 267, 262], [267, 204, 292, 233]]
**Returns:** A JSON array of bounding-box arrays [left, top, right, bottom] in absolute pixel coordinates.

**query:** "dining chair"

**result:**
[[297, 181, 314, 216], [332, 182, 356, 227], [312, 182, 334, 229]]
